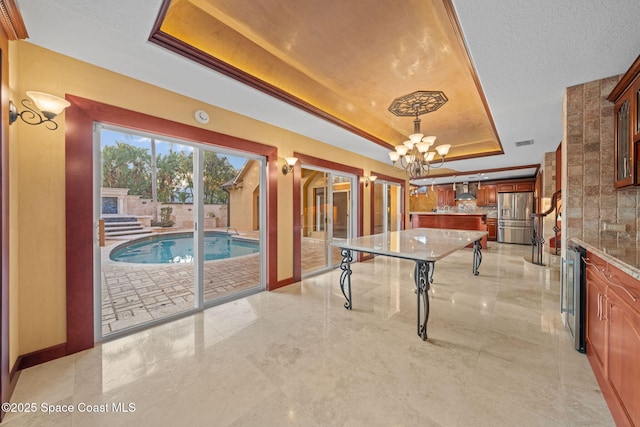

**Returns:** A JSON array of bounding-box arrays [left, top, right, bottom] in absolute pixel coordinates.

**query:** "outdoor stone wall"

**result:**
[[123, 195, 228, 229], [564, 75, 640, 243]]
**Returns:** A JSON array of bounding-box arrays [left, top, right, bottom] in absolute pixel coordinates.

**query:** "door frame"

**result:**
[[370, 172, 406, 234], [292, 153, 363, 282], [64, 95, 278, 356]]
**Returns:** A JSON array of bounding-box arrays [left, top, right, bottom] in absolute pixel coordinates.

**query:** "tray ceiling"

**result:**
[[152, 0, 504, 164]]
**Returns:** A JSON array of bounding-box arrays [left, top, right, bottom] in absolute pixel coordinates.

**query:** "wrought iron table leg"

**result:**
[[472, 239, 482, 276], [415, 261, 431, 341], [427, 261, 435, 284], [339, 248, 353, 309]]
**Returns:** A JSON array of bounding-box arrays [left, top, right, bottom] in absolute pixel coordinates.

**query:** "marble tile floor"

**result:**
[[102, 236, 331, 335], [5, 243, 614, 426]]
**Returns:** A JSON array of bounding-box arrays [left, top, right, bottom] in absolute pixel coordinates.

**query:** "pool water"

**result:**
[[110, 232, 259, 264]]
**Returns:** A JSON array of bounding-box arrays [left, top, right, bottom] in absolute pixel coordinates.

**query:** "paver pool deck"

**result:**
[[101, 232, 332, 335]]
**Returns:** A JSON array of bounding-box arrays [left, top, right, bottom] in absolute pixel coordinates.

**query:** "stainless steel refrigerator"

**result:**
[[498, 192, 534, 244]]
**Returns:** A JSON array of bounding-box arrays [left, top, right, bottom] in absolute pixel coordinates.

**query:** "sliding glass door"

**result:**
[[94, 124, 265, 339], [373, 180, 403, 234], [300, 167, 356, 276]]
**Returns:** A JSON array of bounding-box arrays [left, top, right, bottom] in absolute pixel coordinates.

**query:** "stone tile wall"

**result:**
[[564, 75, 640, 242]]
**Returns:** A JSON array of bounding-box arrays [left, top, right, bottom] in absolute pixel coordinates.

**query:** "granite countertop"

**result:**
[[572, 237, 640, 280]]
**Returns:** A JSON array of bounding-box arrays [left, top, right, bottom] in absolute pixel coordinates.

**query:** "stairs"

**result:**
[[102, 217, 149, 237]]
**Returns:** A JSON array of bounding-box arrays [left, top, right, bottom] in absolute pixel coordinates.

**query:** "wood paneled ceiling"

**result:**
[[151, 0, 503, 163]]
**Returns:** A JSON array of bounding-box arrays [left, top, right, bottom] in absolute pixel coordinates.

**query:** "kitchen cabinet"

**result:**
[[436, 186, 455, 207], [410, 213, 488, 249], [613, 91, 634, 187], [476, 185, 497, 207], [496, 181, 534, 192], [585, 260, 607, 376], [607, 54, 640, 188], [584, 252, 640, 426], [486, 217, 497, 241]]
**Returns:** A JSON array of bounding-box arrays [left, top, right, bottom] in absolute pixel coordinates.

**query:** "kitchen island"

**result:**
[[410, 212, 488, 249]]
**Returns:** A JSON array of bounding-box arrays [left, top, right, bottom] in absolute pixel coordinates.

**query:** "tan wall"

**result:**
[[227, 160, 261, 232], [563, 75, 640, 244], [302, 171, 326, 238], [10, 41, 405, 356]]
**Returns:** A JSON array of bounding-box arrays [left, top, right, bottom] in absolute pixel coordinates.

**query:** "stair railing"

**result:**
[[530, 189, 561, 265]]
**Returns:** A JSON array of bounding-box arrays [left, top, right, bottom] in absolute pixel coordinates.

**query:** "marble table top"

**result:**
[[334, 228, 488, 262]]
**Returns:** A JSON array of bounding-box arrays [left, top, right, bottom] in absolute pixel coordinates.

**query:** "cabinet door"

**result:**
[[515, 182, 534, 192], [614, 93, 634, 187], [436, 188, 446, 206], [445, 188, 455, 206], [586, 267, 607, 376], [476, 188, 486, 206], [497, 183, 515, 192], [487, 220, 497, 240], [486, 186, 497, 205], [606, 290, 640, 426]]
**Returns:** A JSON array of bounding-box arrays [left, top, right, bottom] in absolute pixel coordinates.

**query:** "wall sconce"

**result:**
[[363, 175, 377, 187], [282, 157, 298, 175], [9, 91, 71, 130]]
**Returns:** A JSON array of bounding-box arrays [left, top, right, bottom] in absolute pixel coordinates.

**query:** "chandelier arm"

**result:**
[[427, 157, 447, 169]]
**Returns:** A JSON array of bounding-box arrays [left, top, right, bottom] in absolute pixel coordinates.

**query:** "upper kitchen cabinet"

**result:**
[[608, 55, 640, 188], [476, 185, 497, 207], [436, 185, 455, 207], [496, 181, 535, 192]]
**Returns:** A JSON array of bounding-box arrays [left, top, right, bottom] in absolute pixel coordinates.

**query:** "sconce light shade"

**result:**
[[364, 175, 377, 187], [282, 156, 298, 175], [26, 91, 70, 118], [9, 91, 70, 130]]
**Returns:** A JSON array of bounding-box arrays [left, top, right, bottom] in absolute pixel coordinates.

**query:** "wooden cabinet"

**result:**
[[496, 181, 535, 193], [486, 217, 497, 241], [436, 186, 455, 207], [608, 55, 640, 188], [613, 92, 634, 187], [476, 185, 497, 207], [586, 261, 607, 376], [410, 213, 488, 249], [585, 252, 640, 426], [607, 290, 640, 425]]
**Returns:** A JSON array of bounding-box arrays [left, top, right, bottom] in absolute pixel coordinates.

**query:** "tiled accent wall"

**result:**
[[409, 189, 437, 212], [543, 152, 556, 198], [564, 75, 640, 242]]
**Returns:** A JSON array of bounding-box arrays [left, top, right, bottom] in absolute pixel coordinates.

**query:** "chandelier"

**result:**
[[388, 91, 451, 178]]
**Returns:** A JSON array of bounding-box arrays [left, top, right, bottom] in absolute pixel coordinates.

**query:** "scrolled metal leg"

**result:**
[[472, 240, 482, 276], [415, 261, 430, 341], [427, 261, 435, 284], [339, 248, 353, 309]]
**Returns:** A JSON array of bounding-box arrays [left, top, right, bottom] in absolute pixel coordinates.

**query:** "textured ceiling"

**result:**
[[15, 0, 640, 184], [156, 0, 503, 166]]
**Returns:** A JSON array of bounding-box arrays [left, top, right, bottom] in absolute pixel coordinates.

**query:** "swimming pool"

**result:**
[[109, 232, 260, 264]]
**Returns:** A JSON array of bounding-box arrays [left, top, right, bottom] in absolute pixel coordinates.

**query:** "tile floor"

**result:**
[[4, 243, 614, 426], [102, 235, 329, 335]]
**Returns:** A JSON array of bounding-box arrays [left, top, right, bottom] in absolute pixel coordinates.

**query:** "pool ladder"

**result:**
[[226, 227, 240, 235]]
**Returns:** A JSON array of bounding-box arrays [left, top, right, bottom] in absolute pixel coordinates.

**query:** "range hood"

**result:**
[[455, 182, 476, 201]]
